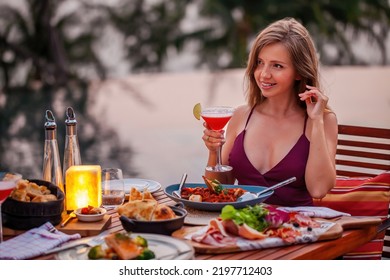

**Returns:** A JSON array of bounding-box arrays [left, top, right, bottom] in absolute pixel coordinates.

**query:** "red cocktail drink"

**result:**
[[0, 172, 21, 242], [0, 182, 15, 203], [201, 116, 232, 131], [201, 106, 235, 172]]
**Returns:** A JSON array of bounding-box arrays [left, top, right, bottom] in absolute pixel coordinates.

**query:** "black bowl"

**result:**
[[119, 203, 187, 235], [2, 179, 64, 230]]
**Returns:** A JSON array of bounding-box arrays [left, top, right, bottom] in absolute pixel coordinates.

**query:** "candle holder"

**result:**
[[65, 165, 101, 212]]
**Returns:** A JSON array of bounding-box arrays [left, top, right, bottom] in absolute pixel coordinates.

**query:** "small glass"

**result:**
[[0, 172, 22, 243], [101, 168, 125, 209]]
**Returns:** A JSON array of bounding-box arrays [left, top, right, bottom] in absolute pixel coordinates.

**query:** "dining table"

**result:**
[[14, 188, 380, 261]]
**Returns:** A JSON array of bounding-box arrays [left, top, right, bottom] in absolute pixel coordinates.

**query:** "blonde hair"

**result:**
[[245, 18, 320, 108]]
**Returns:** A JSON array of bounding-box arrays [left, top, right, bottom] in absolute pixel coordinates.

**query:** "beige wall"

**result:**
[[322, 66, 390, 128], [93, 67, 390, 186]]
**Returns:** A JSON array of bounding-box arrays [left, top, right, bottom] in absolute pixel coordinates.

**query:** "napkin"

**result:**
[[277, 206, 351, 218], [0, 222, 81, 260]]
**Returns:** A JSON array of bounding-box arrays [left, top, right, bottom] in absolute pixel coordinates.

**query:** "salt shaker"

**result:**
[[42, 110, 64, 194], [63, 107, 81, 179]]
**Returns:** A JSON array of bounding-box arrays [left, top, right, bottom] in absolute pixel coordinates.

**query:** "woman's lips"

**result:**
[[261, 82, 276, 89]]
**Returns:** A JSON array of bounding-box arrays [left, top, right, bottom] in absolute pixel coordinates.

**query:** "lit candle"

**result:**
[[65, 165, 101, 211]]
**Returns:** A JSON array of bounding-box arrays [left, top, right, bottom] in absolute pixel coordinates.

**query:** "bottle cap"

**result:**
[[44, 110, 57, 130], [65, 107, 77, 126]]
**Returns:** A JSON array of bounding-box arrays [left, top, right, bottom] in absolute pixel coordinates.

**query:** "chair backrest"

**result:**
[[336, 125, 390, 177], [336, 124, 390, 259]]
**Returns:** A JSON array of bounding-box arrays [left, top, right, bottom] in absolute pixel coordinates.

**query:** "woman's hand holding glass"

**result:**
[[202, 123, 226, 152], [200, 106, 234, 173]]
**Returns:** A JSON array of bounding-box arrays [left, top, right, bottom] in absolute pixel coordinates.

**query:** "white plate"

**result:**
[[75, 208, 106, 222], [123, 178, 161, 194], [56, 232, 194, 260]]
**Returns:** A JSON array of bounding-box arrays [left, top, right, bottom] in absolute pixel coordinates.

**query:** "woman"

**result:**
[[202, 18, 338, 206]]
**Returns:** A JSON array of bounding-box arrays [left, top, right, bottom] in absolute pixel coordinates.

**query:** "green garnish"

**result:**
[[220, 204, 270, 232], [211, 179, 223, 194]]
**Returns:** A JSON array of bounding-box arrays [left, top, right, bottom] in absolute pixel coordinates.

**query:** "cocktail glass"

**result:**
[[201, 106, 235, 172], [0, 172, 22, 243]]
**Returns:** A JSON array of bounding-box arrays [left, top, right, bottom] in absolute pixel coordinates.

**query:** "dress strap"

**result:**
[[245, 106, 256, 129]]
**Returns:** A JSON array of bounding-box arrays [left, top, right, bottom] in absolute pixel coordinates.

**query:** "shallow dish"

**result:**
[[75, 207, 106, 222], [164, 183, 274, 212], [119, 203, 187, 235]]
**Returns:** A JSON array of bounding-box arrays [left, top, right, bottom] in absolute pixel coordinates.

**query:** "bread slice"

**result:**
[[117, 199, 158, 221], [151, 204, 176, 221]]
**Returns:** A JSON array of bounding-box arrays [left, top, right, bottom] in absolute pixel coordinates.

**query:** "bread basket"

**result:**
[[2, 179, 64, 230]]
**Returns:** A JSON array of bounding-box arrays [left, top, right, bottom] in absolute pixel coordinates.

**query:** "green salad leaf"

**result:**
[[220, 204, 270, 232]]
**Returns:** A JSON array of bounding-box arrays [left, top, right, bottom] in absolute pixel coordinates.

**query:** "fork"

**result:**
[[173, 173, 187, 198], [237, 176, 297, 202], [44, 230, 108, 255]]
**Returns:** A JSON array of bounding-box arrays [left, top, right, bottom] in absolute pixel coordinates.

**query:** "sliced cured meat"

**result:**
[[191, 219, 237, 246], [222, 219, 239, 236], [237, 223, 268, 240], [289, 212, 320, 228]]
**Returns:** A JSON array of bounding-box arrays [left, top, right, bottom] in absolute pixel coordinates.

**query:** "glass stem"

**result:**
[[216, 146, 222, 171]]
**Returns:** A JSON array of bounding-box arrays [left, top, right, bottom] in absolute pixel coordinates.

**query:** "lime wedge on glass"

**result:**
[[193, 103, 201, 120]]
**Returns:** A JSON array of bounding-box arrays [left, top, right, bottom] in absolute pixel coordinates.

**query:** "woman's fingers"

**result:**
[[203, 128, 225, 149], [298, 85, 329, 119], [299, 86, 328, 104]]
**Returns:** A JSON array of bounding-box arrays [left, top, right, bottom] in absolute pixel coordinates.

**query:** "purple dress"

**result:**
[[229, 107, 313, 206]]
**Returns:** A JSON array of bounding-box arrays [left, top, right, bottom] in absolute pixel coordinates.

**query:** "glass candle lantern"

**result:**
[[65, 165, 101, 211]]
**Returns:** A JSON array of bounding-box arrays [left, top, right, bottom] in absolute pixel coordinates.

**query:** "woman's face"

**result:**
[[254, 42, 300, 99]]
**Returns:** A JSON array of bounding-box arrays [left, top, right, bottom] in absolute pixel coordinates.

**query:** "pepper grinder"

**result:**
[[42, 110, 64, 195], [63, 107, 82, 180]]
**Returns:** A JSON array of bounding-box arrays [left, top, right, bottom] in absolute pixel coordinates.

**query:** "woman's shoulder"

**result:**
[[228, 104, 251, 133], [234, 104, 252, 116]]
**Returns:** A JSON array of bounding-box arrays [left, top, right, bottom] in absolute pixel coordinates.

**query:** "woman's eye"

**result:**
[[274, 64, 283, 68], [257, 60, 263, 65]]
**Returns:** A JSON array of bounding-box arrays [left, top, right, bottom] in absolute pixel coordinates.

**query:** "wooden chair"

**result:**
[[336, 124, 390, 258]]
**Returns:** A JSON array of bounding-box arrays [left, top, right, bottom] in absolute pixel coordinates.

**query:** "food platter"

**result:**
[[172, 216, 382, 254], [123, 178, 161, 194], [55, 232, 194, 260], [164, 183, 274, 211]]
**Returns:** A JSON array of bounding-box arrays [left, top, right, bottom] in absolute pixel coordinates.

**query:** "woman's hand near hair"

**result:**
[[298, 85, 329, 120]]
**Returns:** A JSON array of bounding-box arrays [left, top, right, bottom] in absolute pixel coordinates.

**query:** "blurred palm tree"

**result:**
[[0, 0, 138, 178], [1, 0, 389, 88], [194, 0, 390, 68], [0, 0, 109, 89], [1, 0, 389, 177]]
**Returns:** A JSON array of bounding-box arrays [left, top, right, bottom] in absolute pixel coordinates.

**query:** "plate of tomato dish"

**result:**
[[164, 183, 274, 212]]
